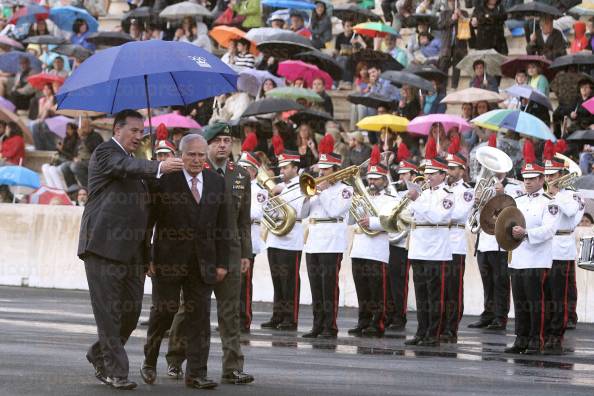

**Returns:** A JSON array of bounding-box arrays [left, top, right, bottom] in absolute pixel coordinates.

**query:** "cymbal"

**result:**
[[479, 194, 516, 235], [495, 206, 526, 251]]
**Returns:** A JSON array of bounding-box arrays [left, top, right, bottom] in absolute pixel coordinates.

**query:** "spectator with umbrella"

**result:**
[[468, 59, 498, 92], [396, 84, 421, 119], [309, 0, 332, 49], [26, 19, 51, 39], [571, 20, 589, 53], [8, 56, 36, 111], [290, 10, 311, 39], [470, 0, 508, 55], [296, 121, 318, 168], [30, 84, 58, 151], [234, 0, 263, 29], [551, 65, 584, 136], [0, 122, 24, 166], [70, 18, 96, 51], [343, 130, 371, 167], [437, 0, 469, 89], [568, 78, 594, 133], [384, 33, 408, 69], [423, 80, 447, 114], [526, 15, 567, 61], [259, 77, 279, 98], [311, 76, 333, 116], [234, 38, 256, 68]]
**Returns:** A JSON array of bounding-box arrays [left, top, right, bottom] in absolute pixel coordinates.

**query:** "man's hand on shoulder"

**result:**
[[216, 267, 228, 282], [160, 158, 184, 174]]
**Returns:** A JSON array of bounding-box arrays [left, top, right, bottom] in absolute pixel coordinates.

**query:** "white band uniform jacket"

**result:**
[[509, 188, 560, 270], [302, 181, 353, 254], [552, 188, 585, 261], [448, 180, 474, 255], [408, 182, 455, 261], [266, 175, 305, 251], [250, 179, 268, 255], [349, 190, 399, 263], [478, 180, 525, 252]]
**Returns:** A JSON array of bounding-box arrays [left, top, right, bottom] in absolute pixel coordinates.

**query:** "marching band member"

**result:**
[[543, 142, 584, 354], [348, 145, 398, 337], [302, 135, 353, 339], [442, 149, 474, 343], [505, 142, 559, 355], [261, 149, 305, 331], [405, 139, 455, 347]]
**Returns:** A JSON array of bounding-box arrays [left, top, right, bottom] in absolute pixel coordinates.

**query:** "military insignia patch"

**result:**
[[548, 204, 559, 215], [442, 199, 453, 209], [342, 189, 352, 199], [257, 192, 266, 203], [464, 191, 473, 202]]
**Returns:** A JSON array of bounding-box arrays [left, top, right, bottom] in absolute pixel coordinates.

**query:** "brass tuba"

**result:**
[[545, 152, 582, 192], [258, 165, 297, 237]]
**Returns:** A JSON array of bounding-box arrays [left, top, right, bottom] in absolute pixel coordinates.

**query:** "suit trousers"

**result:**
[[441, 254, 466, 336], [144, 271, 212, 378], [240, 256, 255, 330], [510, 268, 548, 347], [411, 260, 447, 339], [306, 253, 342, 334], [477, 251, 510, 323], [388, 245, 410, 326], [267, 248, 301, 325], [84, 253, 144, 378], [351, 258, 388, 331], [545, 260, 574, 338]]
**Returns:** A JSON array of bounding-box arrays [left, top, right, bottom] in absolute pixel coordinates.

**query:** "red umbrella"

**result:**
[[29, 186, 73, 205], [277, 60, 333, 90], [27, 73, 66, 90], [9, 5, 49, 25], [500, 55, 552, 79]]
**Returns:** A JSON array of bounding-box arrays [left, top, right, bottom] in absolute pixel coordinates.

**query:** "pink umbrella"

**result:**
[[29, 186, 73, 205], [0, 96, 15, 112], [144, 112, 201, 129], [582, 96, 594, 114], [407, 114, 472, 136], [45, 115, 74, 138], [277, 60, 333, 90], [0, 35, 24, 50]]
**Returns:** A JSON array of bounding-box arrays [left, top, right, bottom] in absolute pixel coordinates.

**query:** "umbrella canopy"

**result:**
[[357, 114, 409, 132], [29, 186, 73, 205], [471, 109, 556, 141], [550, 53, 594, 70], [405, 63, 447, 81], [333, 4, 382, 24], [52, 44, 93, 60], [23, 35, 67, 45], [456, 49, 506, 76], [0, 96, 15, 112], [86, 31, 135, 47], [144, 112, 201, 129], [441, 87, 503, 104], [582, 96, 594, 114], [209, 26, 259, 55], [122, 6, 156, 22], [381, 70, 433, 91], [277, 60, 333, 90], [49, 6, 99, 33], [289, 108, 333, 127], [0, 35, 24, 50], [410, 13, 439, 28], [27, 73, 66, 91], [9, 4, 49, 26], [265, 86, 323, 103], [0, 166, 40, 190], [571, 1, 594, 16], [347, 92, 394, 109], [261, 0, 316, 9], [407, 114, 472, 136], [159, 1, 212, 19], [351, 48, 404, 71], [567, 129, 594, 141], [45, 115, 74, 138], [56, 40, 238, 114], [293, 50, 342, 81], [500, 55, 551, 79], [507, 2, 563, 18], [56, 109, 104, 118], [0, 51, 42, 74], [256, 31, 315, 59], [237, 69, 284, 97], [245, 27, 284, 43], [353, 22, 399, 38], [505, 84, 552, 110], [242, 98, 305, 117]]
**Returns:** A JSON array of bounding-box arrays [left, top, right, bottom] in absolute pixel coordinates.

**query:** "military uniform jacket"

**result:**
[[303, 181, 353, 254], [250, 178, 267, 255], [509, 188, 560, 270], [408, 182, 455, 261], [552, 188, 584, 261], [349, 190, 398, 263], [448, 179, 474, 255], [266, 175, 305, 251]]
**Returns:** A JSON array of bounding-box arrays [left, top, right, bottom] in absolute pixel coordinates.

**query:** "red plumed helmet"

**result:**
[[555, 139, 568, 154], [447, 134, 460, 154], [272, 134, 284, 155], [523, 139, 536, 164], [397, 143, 410, 162], [242, 131, 258, 152], [543, 140, 555, 161], [488, 133, 497, 148], [370, 144, 381, 166], [156, 123, 168, 141], [319, 134, 335, 155], [425, 137, 437, 160]]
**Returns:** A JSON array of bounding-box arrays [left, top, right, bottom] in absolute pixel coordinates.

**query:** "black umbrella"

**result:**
[[123, 6, 155, 21], [242, 98, 305, 117], [347, 93, 395, 109], [293, 50, 343, 81], [550, 53, 594, 70], [86, 31, 135, 47], [381, 70, 433, 91], [333, 4, 382, 24], [567, 130, 594, 141], [257, 31, 315, 59], [23, 35, 67, 45], [403, 13, 438, 29], [351, 48, 404, 71], [289, 108, 333, 128], [405, 64, 447, 81], [53, 44, 93, 60], [508, 2, 563, 18]]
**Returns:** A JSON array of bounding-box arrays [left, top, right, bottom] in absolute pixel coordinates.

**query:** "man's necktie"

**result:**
[[191, 177, 201, 204], [217, 168, 225, 176]]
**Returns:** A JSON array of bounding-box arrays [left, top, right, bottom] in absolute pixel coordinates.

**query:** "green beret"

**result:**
[[202, 122, 232, 143]]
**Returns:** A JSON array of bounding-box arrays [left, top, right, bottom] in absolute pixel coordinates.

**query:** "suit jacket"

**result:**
[[206, 159, 251, 271], [151, 169, 229, 284], [77, 139, 160, 264]]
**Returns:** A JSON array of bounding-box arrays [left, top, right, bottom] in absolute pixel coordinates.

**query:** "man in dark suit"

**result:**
[[141, 133, 229, 389], [166, 122, 254, 385], [79, 109, 184, 390]]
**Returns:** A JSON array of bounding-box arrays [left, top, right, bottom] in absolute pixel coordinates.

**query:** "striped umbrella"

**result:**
[[471, 109, 556, 141], [353, 22, 399, 38]]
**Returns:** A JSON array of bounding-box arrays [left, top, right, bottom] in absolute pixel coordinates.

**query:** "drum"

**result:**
[[577, 236, 594, 271]]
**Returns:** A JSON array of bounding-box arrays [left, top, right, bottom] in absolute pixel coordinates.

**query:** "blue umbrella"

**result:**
[[49, 6, 99, 33], [504, 84, 552, 110], [0, 166, 41, 189], [472, 109, 556, 142], [261, 0, 316, 10], [0, 51, 42, 74]]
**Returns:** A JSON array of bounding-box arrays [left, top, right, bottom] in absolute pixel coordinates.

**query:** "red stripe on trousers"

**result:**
[[539, 270, 548, 347], [437, 262, 445, 336], [293, 253, 299, 324], [332, 256, 341, 331], [246, 265, 252, 327], [380, 264, 387, 332], [404, 259, 410, 316]]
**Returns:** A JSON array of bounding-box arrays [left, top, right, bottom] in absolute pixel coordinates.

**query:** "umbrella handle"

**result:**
[[144, 75, 154, 160]]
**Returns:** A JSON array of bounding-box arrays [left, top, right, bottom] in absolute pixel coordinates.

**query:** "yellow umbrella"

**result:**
[[356, 114, 409, 132]]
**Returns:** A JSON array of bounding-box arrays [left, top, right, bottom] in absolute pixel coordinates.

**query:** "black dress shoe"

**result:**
[[221, 370, 254, 384], [318, 330, 337, 339], [86, 355, 108, 384], [361, 326, 384, 338], [277, 322, 298, 331], [523, 339, 542, 355], [140, 363, 156, 384], [387, 322, 406, 331], [302, 330, 321, 338], [260, 320, 280, 329], [404, 336, 423, 346], [347, 326, 365, 336], [486, 319, 507, 331], [167, 364, 184, 379], [566, 320, 577, 330], [467, 319, 492, 329], [185, 376, 218, 389], [543, 337, 563, 355], [504, 339, 528, 354], [418, 337, 439, 347], [107, 377, 137, 390]]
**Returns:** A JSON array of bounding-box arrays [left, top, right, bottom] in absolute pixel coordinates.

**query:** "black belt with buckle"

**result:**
[[556, 229, 573, 236], [412, 223, 450, 229], [251, 220, 261, 225], [310, 217, 344, 224]]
